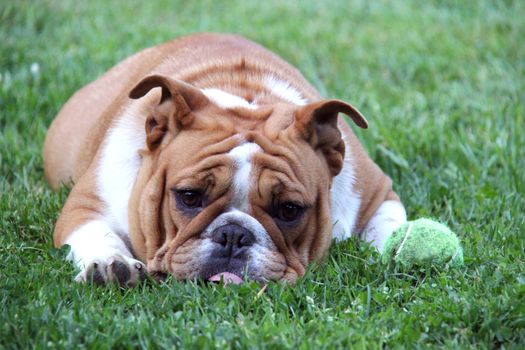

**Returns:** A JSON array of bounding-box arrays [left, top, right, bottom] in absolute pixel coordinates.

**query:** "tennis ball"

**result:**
[[381, 218, 464, 268]]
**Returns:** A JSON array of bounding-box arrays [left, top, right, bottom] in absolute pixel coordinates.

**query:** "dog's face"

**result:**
[[128, 75, 367, 283]]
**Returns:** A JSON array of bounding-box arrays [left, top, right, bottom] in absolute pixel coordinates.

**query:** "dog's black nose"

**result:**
[[211, 224, 255, 258]]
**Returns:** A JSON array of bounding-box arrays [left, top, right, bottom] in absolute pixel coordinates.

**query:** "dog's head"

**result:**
[[127, 75, 367, 283]]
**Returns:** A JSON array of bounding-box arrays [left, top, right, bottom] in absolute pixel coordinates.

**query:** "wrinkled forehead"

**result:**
[[161, 133, 259, 186], [164, 129, 315, 196], [227, 138, 315, 207]]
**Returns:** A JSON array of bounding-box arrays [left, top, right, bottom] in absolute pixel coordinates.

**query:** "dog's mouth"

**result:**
[[207, 272, 244, 285], [200, 254, 249, 285]]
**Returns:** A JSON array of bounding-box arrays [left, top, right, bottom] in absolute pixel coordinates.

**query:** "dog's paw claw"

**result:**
[[90, 264, 106, 285], [134, 262, 147, 280], [75, 256, 146, 286], [110, 260, 131, 284]]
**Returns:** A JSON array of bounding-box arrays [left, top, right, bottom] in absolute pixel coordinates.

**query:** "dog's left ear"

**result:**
[[294, 99, 368, 176], [129, 75, 209, 150], [129, 74, 209, 110]]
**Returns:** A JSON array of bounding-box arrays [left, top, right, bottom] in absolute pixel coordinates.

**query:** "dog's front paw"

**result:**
[[75, 255, 146, 286]]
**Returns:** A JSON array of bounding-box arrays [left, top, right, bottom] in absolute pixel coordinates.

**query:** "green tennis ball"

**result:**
[[381, 218, 464, 268]]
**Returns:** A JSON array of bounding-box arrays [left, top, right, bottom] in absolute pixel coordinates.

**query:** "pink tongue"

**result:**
[[207, 272, 244, 285]]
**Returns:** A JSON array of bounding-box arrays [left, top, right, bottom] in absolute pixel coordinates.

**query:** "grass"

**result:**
[[1, 0, 524, 348]]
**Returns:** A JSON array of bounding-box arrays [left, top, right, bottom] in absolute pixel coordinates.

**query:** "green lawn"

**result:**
[[1, 0, 524, 348]]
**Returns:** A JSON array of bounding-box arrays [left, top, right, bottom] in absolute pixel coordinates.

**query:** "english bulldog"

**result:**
[[44, 33, 406, 285]]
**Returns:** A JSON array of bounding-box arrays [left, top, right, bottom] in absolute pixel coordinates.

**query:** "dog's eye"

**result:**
[[177, 190, 203, 208], [278, 202, 303, 222]]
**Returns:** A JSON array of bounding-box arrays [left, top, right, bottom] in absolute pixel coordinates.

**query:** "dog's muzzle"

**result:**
[[201, 224, 255, 282]]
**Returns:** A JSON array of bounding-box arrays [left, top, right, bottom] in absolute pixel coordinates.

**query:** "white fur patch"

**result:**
[[97, 105, 146, 236], [202, 88, 258, 109], [65, 220, 133, 268], [362, 200, 407, 251], [264, 75, 307, 105], [228, 142, 261, 212], [246, 243, 279, 278], [330, 139, 361, 241]]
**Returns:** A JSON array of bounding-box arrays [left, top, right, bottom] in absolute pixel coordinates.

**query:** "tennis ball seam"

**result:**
[[394, 222, 414, 260]]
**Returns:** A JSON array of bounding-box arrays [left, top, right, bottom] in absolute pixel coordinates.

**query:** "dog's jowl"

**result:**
[[44, 33, 406, 285]]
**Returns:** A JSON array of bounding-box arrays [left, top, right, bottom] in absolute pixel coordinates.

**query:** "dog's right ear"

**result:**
[[129, 75, 209, 150], [292, 99, 368, 176]]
